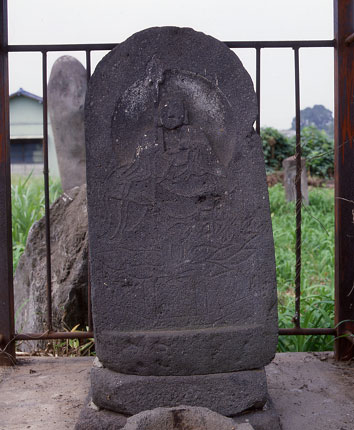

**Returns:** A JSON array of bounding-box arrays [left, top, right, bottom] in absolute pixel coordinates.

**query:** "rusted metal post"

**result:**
[[293, 47, 302, 329], [334, 0, 354, 361], [41, 51, 53, 332], [0, 0, 15, 366]]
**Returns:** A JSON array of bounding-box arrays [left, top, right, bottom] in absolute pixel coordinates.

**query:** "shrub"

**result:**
[[290, 126, 334, 179], [261, 126, 334, 179], [11, 173, 62, 271], [260, 127, 294, 173], [269, 184, 335, 351]]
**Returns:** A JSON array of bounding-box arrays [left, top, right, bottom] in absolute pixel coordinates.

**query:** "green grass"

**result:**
[[11, 175, 335, 352], [11, 173, 62, 271], [269, 184, 335, 351]]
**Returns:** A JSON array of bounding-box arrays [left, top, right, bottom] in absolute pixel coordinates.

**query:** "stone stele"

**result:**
[[84, 26, 278, 421], [48, 55, 87, 191], [282, 155, 309, 205]]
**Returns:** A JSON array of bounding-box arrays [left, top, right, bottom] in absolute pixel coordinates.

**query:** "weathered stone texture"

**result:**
[[48, 55, 87, 191], [91, 365, 267, 416], [14, 185, 88, 348], [85, 26, 278, 378], [75, 396, 281, 430], [96, 324, 276, 376], [282, 155, 309, 205], [121, 406, 253, 430]]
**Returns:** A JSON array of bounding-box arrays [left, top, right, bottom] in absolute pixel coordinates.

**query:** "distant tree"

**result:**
[[260, 127, 293, 173], [261, 125, 334, 178], [291, 105, 333, 137], [289, 126, 334, 178]]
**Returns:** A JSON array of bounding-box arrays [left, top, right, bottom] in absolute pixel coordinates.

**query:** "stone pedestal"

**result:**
[[91, 362, 267, 416], [282, 156, 309, 205], [77, 26, 279, 429]]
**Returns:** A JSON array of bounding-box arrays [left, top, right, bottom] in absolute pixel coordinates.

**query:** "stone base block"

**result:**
[[97, 324, 277, 375], [91, 366, 267, 416], [75, 396, 281, 430]]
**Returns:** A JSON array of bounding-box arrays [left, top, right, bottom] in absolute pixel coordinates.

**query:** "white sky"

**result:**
[[8, 0, 333, 130]]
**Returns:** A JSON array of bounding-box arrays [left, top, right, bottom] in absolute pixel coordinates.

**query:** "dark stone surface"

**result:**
[[48, 55, 87, 191], [97, 324, 276, 376], [75, 399, 127, 430], [91, 365, 267, 416], [75, 397, 280, 430], [85, 26, 278, 377], [14, 185, 88, 350]]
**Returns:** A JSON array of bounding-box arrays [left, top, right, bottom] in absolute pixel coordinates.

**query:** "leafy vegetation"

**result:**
[[289, 126, 334, 179], [269, 184, 334, 352], [261, 125, 334, 179], [260, 127, 294, 173], [47, 325, 95, 357], [11, 173, 62, 271]]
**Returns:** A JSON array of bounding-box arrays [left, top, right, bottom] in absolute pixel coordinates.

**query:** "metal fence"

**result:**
[[1, 0, 354, 365]]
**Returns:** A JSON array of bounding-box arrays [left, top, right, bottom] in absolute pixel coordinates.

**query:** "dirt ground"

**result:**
[[0, 352, 353, 430]]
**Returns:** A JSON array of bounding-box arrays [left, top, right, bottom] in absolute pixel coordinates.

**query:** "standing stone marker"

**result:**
[[79, 27, 279, 429], [48, 55, 87, 191], [283, 156, 309, 205]]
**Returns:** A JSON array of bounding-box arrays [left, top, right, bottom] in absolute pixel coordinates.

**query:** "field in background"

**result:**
[[11, 175, 335, 352], [269, 184, 334, 352]]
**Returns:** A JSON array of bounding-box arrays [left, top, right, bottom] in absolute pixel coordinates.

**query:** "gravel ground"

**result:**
[[0, 352, 353, 430]]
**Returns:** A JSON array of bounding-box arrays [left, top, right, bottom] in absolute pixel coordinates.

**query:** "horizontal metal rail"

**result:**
[[225, 40, 335, 48], [279, 328, 336, 336], [15, 332, 94, 340], [3, 39, 335, 53], [10, 327, 337, 342]]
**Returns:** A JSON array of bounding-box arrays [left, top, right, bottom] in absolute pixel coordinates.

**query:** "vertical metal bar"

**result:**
[[85, 49, 93, 332], [86, 50, 91, 82], [87, 252, 93, 331], [294, 47, 302, 329], [42, 51, 52, 332], [256, 47, 261, 134], [334, 0, 354, 361], [0, 0, 15, 365]]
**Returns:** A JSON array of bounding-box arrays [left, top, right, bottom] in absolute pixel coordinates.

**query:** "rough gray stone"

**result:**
[[282, 156, 309, 205], [48, 55, 87, 191], [121, 406, 253, 430], [75, 402, 127, 430], [91, 365, 267, 416], [75, 397, 281, 430], [96, 324, 276, 376], [14, 185, 88, 349], [85, 26, 278, 377]]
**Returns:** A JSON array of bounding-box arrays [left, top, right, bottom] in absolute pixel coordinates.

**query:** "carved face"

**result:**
[[159, 99, 186, 130]]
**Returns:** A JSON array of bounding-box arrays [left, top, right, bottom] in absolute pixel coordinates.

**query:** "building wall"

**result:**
[[9, 95, 60, 177]]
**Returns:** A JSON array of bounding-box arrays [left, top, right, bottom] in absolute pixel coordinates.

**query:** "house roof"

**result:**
[[9, 88, 43, 104]]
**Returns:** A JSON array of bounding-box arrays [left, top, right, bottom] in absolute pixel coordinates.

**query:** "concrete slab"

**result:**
[[0, 352, 353, 430]]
